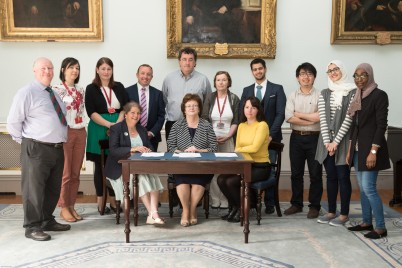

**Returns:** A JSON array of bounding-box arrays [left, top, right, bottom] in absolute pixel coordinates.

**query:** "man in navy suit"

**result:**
[[126, 64, 166, 151], [240, 58, 286, 214]]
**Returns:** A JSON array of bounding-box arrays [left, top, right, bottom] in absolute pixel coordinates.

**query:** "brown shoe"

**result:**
[[307, 207, 320, 219], [284, 205, 302, 216]]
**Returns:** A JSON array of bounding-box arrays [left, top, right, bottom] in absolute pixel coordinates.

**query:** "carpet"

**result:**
[[0, 202, 401, 268]]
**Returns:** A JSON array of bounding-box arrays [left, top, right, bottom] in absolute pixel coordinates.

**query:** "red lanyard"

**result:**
[[216, 94, 227, 123], [101, 86, 113, 107], [62, 82, 82, 114]]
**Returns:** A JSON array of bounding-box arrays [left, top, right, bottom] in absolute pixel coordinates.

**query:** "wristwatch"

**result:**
[[370, 149, 377, 155]]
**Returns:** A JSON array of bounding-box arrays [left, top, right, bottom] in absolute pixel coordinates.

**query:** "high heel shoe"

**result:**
[[146, 211, 165, 225], [226, 207, 239, 222], [227, 210, 240, 223]]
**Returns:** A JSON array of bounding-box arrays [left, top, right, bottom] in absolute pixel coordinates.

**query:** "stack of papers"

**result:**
[[172, 153, 202, 158], [141, 152, 165, 157]]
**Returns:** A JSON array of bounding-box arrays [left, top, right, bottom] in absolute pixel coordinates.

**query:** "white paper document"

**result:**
[[172, 153, 202, 158], [141, 152, 165, 157], [214, 153, 238, 157]]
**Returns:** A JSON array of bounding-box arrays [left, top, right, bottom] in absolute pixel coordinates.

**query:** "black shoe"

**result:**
[[348, 224, 374, 232], [25, 230, 51, 241], [265, 206, 275, 214], [364, 230, 387, 239], [227, 210, 240, 223], [226, 207, 239, 221], [43, 222, 71, 232], [110, 205, 118, 214], [98, 206, 111, 215]]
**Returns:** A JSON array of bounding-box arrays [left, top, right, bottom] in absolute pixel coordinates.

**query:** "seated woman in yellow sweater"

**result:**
[[217, 96, 271, 222]]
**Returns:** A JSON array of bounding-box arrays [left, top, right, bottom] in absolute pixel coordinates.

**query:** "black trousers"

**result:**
[[289, 133, 323, 209], [21, 138, 64, 230]]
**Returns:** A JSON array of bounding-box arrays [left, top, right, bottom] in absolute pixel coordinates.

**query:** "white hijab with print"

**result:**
[[327, 60, 356, 107]]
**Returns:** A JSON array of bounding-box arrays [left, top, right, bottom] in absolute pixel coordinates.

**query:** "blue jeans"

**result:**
[[323, 154, 351, 216], [264, 149, 277, 207], [353, 152, 386, 230]]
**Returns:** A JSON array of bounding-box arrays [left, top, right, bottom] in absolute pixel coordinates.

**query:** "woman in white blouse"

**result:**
[[202, 71, 239, 209], [53, 57, 86, 222]]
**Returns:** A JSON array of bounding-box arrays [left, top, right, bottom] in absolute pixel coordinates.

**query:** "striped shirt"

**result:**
[[318, 92, 353, 145], [167, 118, 217, 152]]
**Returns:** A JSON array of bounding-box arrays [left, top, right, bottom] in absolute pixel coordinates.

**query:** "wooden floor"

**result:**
[[1, 189, 401, 214]]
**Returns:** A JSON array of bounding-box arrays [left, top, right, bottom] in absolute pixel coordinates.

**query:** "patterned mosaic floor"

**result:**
[[0, 203, 401, 268]]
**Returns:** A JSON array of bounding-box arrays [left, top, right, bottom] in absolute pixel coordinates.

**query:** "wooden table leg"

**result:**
[[243, 181, 250, 243], [133, 174, 138, 226], [240, 178, 244, 227], [122, 163, 131, 243]]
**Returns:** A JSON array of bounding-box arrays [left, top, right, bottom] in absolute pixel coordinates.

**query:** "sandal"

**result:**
[[146, 211, 165, 225], [180, 220, 190, 227]]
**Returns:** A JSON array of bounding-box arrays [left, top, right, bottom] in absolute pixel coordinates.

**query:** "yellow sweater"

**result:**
[[235, 121, 270, 163]]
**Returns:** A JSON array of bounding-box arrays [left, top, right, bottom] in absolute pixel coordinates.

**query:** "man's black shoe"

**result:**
[[43, 222, 71, 232], [265, 206, 275, 214], [25, 230, 51, 241]]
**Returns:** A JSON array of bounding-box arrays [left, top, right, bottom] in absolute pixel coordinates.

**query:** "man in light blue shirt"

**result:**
[[162, 47, 211, 206], [7, 57, 70, 241]]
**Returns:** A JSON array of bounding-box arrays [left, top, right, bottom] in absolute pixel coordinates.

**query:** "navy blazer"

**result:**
[[126, 84, 166, 143], [240, 81, 286, 142], [104, 120, 152, 180]]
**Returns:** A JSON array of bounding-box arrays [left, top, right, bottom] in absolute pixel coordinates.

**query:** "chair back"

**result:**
[[268, 140, 284, 182]]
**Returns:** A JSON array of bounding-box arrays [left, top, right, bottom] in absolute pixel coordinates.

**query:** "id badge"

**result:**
[[108, 107, 116, 114], [75, 116, 83, 124], [217, 122, 225, 129]]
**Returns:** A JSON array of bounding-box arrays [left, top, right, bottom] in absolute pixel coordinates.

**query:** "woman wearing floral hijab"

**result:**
[[316, 60, 356, 226], [346, 63, 390, 239]]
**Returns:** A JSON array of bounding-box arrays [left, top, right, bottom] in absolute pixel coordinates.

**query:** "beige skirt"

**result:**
[[107, 174, 164, 201]]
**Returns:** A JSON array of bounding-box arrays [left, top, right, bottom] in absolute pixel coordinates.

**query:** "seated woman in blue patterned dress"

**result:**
[[167, 93, 217, 227]]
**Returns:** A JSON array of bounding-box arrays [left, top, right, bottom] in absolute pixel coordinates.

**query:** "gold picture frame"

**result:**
[[331, 0, 402, 45], [0, 0, 103, 42], [166, 0, 277, 58]]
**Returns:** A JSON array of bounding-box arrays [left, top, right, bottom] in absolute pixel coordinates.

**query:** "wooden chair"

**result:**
[[249, 141, 284, 224], [99, 139, 121, 224], [168, 180, 211, 219]]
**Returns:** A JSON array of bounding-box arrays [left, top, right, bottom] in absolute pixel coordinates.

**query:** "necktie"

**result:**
[[45, 87, 67, 126], [256, 85, 263, 101], [140, 88, 148, 127]]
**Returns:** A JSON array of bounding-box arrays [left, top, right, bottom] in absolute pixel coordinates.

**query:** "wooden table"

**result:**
[[119, 153, 253, 243]]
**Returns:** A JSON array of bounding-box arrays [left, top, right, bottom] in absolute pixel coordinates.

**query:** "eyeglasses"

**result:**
[[326, 67, 340, 75], [299, 72, 314, 78], [353, 73, 369, 80], [185, 104, 199, 108]]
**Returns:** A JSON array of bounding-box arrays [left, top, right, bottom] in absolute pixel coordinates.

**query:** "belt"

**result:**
[[29, 138, 64, 148], [292, 130, 320, 136]]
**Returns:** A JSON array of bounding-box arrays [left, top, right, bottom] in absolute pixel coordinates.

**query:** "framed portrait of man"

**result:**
[[167, 0, 277, 58], [0, 0, 103, 42], [331, 0, 402, 44]]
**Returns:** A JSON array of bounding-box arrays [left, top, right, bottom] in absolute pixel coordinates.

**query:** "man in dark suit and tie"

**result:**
[[240, 58, 286, 214], [126, 64, 166, 151]]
